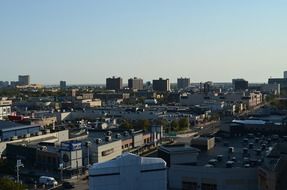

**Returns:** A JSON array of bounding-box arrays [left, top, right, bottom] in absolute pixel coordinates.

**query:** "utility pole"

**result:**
[[76, 149, 79, 179], [59, 163, 64, 182], [16, 160, 24, 183], [85, 141, 91, 168]]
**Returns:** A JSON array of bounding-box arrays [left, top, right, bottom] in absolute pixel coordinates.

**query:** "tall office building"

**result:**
[[203, 81, 213, 93], [153, 78, 170, 92], [60, 81, 67, 89], [0, 81, 9, 88], [268, 78, 287, 89], [177, 77, 190, 89], [128, 77, 143, 90], [18, 75, 30, 86], [284, 71, 287, 79], [106, 77, 123, 91], [232, 79, 248, 91]]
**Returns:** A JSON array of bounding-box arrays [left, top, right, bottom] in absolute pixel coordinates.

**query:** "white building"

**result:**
[[0, 98, 12, 120], [89, 153, 167, 190], [89, 139, 122, 164]]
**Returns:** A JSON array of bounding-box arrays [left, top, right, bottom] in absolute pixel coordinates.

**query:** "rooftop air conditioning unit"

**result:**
[[96, 138, 102, 144], [124, 131, 129, 136], [45, 129, 50, 134], [37, 131, 42, 136], [105, 136, 112, 142], [40, 146, 48, 151], [106, 131, 112, 136], [116, 133, 121, 139]]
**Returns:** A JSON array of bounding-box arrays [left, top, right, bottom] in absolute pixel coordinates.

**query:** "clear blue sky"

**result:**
[[0, 0, 286, 84]]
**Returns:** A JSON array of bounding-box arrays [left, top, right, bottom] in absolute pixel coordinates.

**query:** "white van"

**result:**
[[39, 176, 58, 186]]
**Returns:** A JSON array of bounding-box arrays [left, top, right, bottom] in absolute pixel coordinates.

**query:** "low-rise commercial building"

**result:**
[[0, 128, 69, 157], [87, 138, 123, 164], [0, 121, 41, 141], [159, 134, 279, 190], [0, 98, 12, 120], [258, 143, 287, 190], [6, 140, 83, 178], [89, 153, 167, 190], [75, 99, 102, 108]]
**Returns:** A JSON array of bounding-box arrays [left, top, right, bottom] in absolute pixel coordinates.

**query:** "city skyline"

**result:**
[[1, 1, 287, 84]]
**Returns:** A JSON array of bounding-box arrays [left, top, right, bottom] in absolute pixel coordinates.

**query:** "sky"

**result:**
[[0, 0, 287, 85]]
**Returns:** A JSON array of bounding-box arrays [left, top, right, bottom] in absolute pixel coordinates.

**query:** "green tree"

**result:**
[[170, 120, 179, 131], [0, 178, 26, 190], [137, 119, 150, 131], [154, 119, 168, 128], [178, 117, 189, 131], [0, 160, 14, 174], [120, 120, 133, 129]]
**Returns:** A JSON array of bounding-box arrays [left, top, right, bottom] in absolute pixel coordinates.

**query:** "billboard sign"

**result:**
[[61, 142, 82, 151]]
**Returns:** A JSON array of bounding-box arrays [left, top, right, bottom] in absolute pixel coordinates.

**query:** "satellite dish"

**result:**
[[63, 153, 70, 163]]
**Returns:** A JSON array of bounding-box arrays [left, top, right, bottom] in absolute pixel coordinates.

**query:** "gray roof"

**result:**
[[0, 121, 40, 132]]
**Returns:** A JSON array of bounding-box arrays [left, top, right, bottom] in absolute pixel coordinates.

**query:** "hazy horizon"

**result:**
[[1, 1, 287, 84]]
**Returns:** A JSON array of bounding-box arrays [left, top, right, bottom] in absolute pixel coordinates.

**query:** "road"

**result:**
[[70, 179, 88, 190]]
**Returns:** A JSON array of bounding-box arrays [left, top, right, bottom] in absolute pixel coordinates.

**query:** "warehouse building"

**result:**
[[89, 153, 167, 190], [0, 121, 41, 141], [158, 133, 280, 190]]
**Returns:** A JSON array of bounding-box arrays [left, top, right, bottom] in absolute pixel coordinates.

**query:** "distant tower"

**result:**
[[60, 81, 67, 89], [203, 81, 213, 93], [152, 78, 170, 92], [18, 75, 30, 86], [284, 71, 287, 79], [106, 77, 123, 91], [177, 77, 190, 89], [232, 79, 248, 91], [128, 77, 143, 90]]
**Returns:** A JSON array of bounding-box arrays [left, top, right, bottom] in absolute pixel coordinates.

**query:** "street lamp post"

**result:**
[[59, 163, 64, 182], [85, 141, 91, 168], [16, 160, 24, 183]]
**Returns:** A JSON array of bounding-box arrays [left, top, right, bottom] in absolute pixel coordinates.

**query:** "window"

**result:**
[[182, 181, 197, 190], [201, 183, 217, 190]]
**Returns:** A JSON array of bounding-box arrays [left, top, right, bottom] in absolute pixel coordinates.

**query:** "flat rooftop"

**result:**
[[0, 121, 23, 128], [195, 134, 281, 168], [160, 144, 200, 154], [86, 131, 131, 146], [0, 121, 40, 132]]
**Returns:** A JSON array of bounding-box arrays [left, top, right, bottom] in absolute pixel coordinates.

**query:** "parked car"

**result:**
[[39, 176, 58, 186], [62, 181, 75, 189]]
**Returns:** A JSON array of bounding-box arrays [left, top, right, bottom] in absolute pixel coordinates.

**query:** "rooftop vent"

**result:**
[[105, 136, 112, 142], [228, 147, 234, 153], [96, 138, 102, 144], [106, 131, 112, 136], [226, 161, 234, 168], [116, 133, 121, 139]]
